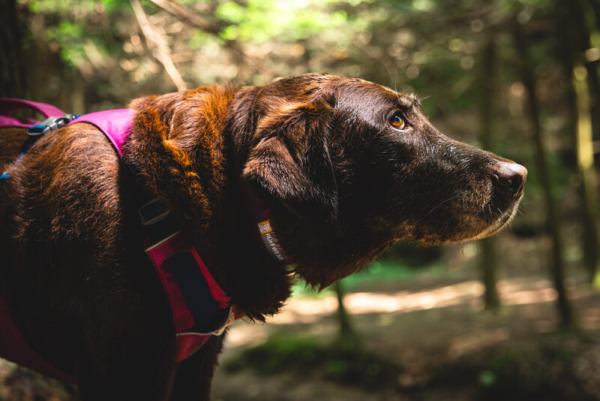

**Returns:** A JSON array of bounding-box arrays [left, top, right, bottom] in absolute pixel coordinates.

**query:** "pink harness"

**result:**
[[73, 110, 235, 362], [0, 102, 235, 383]]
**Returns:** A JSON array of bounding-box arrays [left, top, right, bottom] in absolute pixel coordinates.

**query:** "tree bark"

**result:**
[[581, 0, 600, 139], [0, 0, 27, 97], [333, 281, 360, 351], [573, 64, 600, 285], [561, 0, 600, 285], [479, 37, 501, 312], [513, 28, 575, 329]]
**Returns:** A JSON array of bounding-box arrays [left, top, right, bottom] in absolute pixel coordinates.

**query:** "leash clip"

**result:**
[[27, 114, 78, 137], [2, 114, 79, 181]]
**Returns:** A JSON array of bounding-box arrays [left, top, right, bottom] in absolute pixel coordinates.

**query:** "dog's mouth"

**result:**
[[472, 195, 521, 241]]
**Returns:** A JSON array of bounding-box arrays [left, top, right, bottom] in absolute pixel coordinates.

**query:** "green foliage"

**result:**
[[215, 0, 358, 44]]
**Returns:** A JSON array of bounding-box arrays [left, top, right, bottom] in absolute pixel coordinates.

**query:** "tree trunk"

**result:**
[[333, 281, 360, 351], [0, 0, 26, 97], [561, 0, 600, 285], [513, 28, 576, 329], [481, 238, 501, 311], [479, 37, 501, 312], [573, 64, 600, 285], [582, 0, 600, 141]]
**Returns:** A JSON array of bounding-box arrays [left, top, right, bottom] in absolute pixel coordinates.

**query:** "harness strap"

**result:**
[[71, 109, 133, 154], [139, 199, 232, 361], [0, 296, 78, 383], [0, 98, 65, 128], [70, 110, 234, 361]]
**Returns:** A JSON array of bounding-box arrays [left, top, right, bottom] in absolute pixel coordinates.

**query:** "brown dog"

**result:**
[[0, 74, 526, 400]]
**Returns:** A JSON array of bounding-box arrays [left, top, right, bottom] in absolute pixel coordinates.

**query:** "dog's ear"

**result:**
[[243, 99, 338, 224]]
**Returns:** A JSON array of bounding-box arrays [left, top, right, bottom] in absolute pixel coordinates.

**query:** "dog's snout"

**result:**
[[492, 161, 527, 196]]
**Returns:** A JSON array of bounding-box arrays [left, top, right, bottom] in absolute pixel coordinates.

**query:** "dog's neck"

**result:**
[[124, 86, 294, 320], [124, 85, 391, 320]]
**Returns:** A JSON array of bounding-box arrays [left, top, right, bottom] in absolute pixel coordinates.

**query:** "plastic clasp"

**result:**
[[138, 198, 170, 225], [27, 114, 79, 137]]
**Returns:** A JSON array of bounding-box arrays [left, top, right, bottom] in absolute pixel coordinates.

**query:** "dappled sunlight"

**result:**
[[225, 322, 270, 349], [343, 281, 484, 314], [222, 277, 586, 360], [266, 297, 339, 324], [265, 278, 564, 326], [503, 288, 557, 305], [225, 277, 573, 350], [262, 281, 486, 326]]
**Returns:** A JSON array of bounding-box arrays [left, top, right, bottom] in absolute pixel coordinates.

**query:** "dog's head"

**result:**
[[242, 74, 526, 285]]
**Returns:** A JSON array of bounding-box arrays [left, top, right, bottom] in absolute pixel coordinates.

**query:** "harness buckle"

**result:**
[[27, 114, 78, 137], [2, 114, 79, 181], [138, 198, 170, 225]]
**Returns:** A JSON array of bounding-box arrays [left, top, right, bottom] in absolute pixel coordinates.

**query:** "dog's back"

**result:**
[[0, 127, 26, 168]]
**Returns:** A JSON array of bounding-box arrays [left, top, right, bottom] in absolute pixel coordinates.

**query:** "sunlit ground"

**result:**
[[225, 276, 589, 351]]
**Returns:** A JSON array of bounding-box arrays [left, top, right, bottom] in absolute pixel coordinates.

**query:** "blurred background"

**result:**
[[2, 0, 600, 399]]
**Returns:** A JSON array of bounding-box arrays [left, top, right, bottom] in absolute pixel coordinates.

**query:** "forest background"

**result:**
[[1, 0, 600, 399]]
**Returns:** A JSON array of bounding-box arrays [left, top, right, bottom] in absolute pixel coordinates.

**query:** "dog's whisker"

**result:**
[[425, 195, 459, 216]]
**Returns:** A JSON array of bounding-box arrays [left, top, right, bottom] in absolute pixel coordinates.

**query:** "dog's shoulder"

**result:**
[[1, 123, 122, 241]]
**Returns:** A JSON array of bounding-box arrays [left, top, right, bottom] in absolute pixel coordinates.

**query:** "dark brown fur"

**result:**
[[0, 74, 526, 400]]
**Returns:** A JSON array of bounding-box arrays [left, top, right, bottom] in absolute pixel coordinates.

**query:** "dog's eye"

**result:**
[[390, 112, 406, 130]]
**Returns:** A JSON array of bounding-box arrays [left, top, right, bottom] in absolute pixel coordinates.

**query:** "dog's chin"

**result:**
[[471, 202, 519, 241]]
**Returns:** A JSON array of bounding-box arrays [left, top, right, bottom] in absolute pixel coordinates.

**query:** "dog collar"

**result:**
[[244, 186, 294, 275]]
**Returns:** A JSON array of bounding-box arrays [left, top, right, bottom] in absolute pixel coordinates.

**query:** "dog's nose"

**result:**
[[492, 161, 527, 197]]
